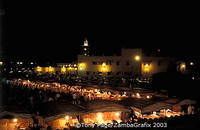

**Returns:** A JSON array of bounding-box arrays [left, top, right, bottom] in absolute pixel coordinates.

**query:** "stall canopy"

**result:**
[[38, 102, 86, 122], [141, 102, 172, 114], [0, 105, 32, 119], [84, 100, 130, 113], [119, 97, 154, 109], [164, 98, 180, 104], [0, 111, 32, 119], [175, 99, 196, 106]]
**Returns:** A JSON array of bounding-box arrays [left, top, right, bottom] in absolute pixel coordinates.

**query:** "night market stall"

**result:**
[[120, 97, 184, 119], [39, 102, 85, 129], [81, 100, 131, 124], [0, 110, 33, 130], [173, 99, 196, 115]]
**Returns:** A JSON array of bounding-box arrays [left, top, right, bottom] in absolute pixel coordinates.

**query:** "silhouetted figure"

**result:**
[[32, 114, 40, 128]]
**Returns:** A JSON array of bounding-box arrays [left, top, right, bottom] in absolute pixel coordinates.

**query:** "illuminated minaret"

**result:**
[[81, 38, 90, 56]]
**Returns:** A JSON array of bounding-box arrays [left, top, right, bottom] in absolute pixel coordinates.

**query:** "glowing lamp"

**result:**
[[115, 112, 120, 117], [181, 64, 185, 68], [134, 55, 140, 61], [68, 67, 72, 71], [65, 115, 69, 120], [97, 113, 103, 119], [13, 118, 18, 123], [180, 63, 186, 71], [102, 62, 106, 66], [136, 93, 140, 98]]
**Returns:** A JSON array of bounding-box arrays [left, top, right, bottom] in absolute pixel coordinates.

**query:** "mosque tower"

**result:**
[[81, 38, 90, 56]]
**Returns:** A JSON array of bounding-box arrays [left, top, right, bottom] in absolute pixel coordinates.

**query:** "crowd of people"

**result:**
[[1, 78, 200, 129], [5, 79, 132, 103], [4, 72, 150, 88], [7, 78, 153, 99]]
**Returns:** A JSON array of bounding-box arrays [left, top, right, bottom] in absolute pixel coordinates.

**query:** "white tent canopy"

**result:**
[[141, 102, 172, 114], [175, 99, 196, 106]]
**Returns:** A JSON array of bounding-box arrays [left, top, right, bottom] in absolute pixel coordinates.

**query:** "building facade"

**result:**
[[77, 48, 174, 77], [33, 40, 174, 77]]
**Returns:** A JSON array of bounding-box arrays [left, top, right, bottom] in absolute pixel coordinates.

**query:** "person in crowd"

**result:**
[[187, 105, 192, 115]]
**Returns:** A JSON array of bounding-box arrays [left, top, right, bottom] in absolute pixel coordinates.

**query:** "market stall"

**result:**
[[82, 100, 131, 124], [40, 102, 85, 129], [0, 111, 33, 130], [131, 102, 182, 119]]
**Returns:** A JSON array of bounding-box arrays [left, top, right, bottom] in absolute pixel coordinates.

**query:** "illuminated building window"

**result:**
[[99, 62, 110, 72], [142, 63, 151, 73], [61, 67, 66, 73], [78, 63, 86, 70], [36, 66, 42, 72], [48, 66, 55, 72]]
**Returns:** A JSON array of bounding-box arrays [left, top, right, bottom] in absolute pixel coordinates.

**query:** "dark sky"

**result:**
[[2, 1, 200, 62]]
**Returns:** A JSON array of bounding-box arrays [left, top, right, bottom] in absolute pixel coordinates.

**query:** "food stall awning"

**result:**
[[141, 102, 172, 114], [175, 99, 196, 106], [164, 98, 180, 104], [39, 102, 86, 121], [0, 105, 32, 119], [0, 111, 32, 119], [84, 100, 130, 113]]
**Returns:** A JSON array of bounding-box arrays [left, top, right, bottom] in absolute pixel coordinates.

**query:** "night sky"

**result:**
[[2, 1, 200, 63]]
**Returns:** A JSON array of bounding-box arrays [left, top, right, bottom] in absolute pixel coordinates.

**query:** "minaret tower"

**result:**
[[81, 38, 90, 56]]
